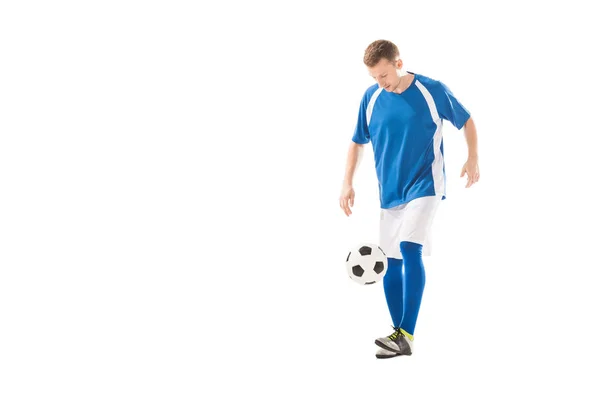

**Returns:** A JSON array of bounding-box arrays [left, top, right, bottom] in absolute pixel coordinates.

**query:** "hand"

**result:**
[[460, 157, 480, 188], [339, 183, 355, 216]]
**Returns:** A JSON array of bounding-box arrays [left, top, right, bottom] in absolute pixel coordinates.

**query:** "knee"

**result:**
[[387, 257, 403, 269], [400, 241, 423, 258]]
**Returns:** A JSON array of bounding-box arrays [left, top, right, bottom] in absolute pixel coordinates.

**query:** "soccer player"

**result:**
[[339, 39, 480, 359]]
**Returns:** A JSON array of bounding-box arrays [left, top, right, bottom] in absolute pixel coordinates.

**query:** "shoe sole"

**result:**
[[374, 339, 412, 356], [376, 352, 401, 359]]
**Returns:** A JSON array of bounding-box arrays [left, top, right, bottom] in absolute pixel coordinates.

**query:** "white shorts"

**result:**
[[379, 195, 443, 259]]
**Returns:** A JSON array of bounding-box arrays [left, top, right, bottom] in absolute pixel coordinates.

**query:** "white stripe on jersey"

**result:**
[[366, 87, 384, 126], [415, 80, 445, 197]]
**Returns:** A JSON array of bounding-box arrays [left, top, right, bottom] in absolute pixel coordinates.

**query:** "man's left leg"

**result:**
[[375, 242, 423, 356], [398, 240, 426, 341], [375, 195, 440, 357]]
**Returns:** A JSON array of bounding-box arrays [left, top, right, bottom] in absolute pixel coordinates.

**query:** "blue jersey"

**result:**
[[352, 72, 470, 209]]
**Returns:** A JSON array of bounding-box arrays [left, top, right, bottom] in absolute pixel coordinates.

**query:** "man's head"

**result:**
[[363, 40, 403, 91]]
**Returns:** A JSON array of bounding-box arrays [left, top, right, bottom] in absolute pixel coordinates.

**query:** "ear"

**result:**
[[395, 59, 403, 70]]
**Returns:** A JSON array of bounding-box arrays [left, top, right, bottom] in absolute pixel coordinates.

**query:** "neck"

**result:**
[[393, 73, 412, 94]]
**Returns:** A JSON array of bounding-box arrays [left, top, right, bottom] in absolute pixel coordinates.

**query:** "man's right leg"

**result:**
[[375, 257, 413, 357], [383, 257, 404, 328]]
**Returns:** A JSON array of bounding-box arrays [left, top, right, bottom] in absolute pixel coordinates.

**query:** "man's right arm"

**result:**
[[339, 141, 365, 216], [343, 141, 364, 186]]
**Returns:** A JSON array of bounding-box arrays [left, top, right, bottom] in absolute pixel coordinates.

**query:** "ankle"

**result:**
[[400, 328, 414, 341]]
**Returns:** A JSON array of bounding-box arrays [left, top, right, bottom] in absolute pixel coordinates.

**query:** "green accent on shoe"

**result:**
[[388, 327, 402, 341], [400, 328, 414, 341]]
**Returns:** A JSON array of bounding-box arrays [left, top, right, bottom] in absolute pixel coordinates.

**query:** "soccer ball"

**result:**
[[345, 243, 388, 285]]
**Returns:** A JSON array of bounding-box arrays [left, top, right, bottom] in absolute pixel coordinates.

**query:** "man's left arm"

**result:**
[[460, 117, 480, 188]]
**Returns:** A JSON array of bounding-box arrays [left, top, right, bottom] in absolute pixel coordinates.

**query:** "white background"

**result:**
[[1, 0, 599, 398]]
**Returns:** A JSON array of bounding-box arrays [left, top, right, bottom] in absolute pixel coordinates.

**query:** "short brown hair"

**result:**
[[363, 40, 399, 67]]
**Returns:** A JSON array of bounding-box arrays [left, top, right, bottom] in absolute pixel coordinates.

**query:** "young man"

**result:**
[[339, 40, 480, 359]]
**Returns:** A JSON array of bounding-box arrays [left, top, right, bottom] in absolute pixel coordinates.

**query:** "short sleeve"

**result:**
[[433, 81, 471, 130], [351, 92, 370, 144]]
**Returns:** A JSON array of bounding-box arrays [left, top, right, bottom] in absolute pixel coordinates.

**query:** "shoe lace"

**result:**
[[388, 326, 403, 341]]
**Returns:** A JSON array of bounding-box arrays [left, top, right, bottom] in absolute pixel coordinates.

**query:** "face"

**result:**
[[368, 58, 402, 91]]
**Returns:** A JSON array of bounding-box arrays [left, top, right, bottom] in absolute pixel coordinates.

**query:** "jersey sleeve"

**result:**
[[433, 81, 471, 130], [351, 92, 371, 144]]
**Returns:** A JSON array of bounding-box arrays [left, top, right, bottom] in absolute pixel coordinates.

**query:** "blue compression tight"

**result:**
[[382, 241, 426, 336]]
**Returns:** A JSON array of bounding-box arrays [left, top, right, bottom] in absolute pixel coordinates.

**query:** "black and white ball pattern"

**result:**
[[345, 243, 388, 285]]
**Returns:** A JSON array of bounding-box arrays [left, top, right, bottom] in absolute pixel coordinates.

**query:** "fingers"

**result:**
[[465, 171, 480, 188], [339, 197, 352, 216], [471, 168, 480, 186], [460, 167, 466, 178]]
